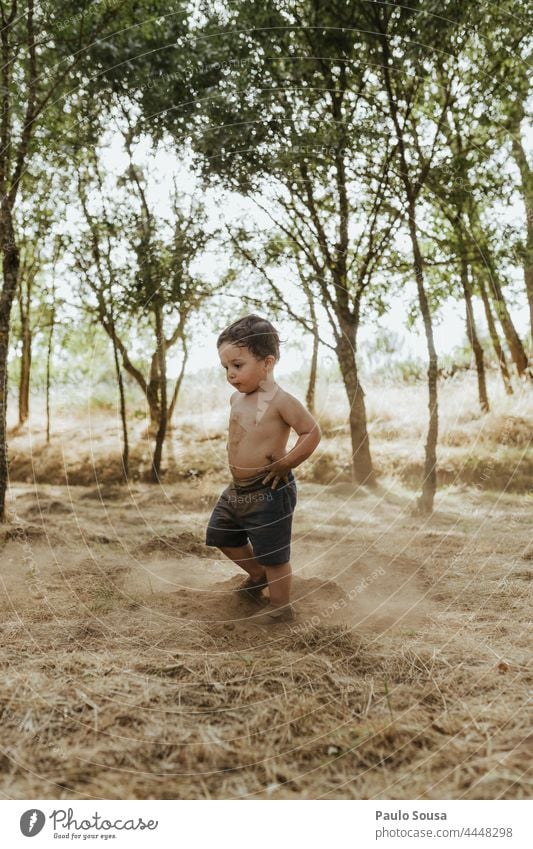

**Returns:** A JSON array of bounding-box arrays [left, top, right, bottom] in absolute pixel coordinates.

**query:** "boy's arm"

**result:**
[[262, 392, 322, 488]]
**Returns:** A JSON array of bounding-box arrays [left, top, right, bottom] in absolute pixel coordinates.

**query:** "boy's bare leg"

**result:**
[[218, 543, 266, 583], [264, 562, 292, 607]]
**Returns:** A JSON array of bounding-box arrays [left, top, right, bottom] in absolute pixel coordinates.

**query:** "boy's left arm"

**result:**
[[262, 393, 322, 488]]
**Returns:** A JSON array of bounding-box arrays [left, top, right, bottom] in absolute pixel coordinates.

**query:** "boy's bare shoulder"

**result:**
[[275, 386, 298, 408], [230, 391, 239, 405], [275, 387, 318, 432]]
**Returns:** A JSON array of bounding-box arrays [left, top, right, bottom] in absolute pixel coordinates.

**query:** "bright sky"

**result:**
[[101, 125, 531, 378]]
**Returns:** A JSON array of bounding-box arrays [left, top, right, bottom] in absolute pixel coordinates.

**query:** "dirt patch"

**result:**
[[0, 475, 531, 799], [139, 532, 208, 557]]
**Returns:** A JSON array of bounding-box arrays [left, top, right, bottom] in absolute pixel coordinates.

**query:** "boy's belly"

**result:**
[[228, 432, 289, 481]]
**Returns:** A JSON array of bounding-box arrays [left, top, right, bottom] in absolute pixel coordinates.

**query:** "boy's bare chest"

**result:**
[[229, 394, 284, 438]]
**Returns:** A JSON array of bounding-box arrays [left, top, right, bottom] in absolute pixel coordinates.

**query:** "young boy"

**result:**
[[205, 314, 321, 624]]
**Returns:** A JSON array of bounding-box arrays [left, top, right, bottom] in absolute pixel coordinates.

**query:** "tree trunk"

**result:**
[[375, 25, 439, 513], [46, 296, 55, 444], [477, 276, 513, 395], [0, 218, 20, 520], [467, 204, 528, 381], [151, 307, 168, 482], [167, 339, 188, 426], [510, 128, 533, 352], [335, 320, 375, 487], [303, 281, 319, 415], [486, 270, 529, 377], [147, 352, 161, 428], [95, 303, 160, 425], [408, 206, 438, 515], [17, 269, 38, 427], [110, 314, 129, 481], [18, 322, 32, 426], [306, 319, 319, 415], [461, 257, 489, 412]]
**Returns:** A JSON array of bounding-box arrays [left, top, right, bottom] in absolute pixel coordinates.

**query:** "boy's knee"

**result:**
[[219, 543, 250, 557]]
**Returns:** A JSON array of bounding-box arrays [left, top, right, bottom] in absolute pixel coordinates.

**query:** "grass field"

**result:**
[[0, 372, 531, 799]]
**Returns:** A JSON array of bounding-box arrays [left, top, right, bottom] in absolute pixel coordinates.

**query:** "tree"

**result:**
[[433, 2, 532, 382], [71, 131, 218, 481], [364, 0, 469, 513], [11, 168, 61, 428], [477, 276, 514, 394], [16, 246, 38, 427], [467, 205, 530, 378], [134, 0, 409, 485], [509, 110, 533, 359], [471, 0, 533, 356], [44, 277, 57, 445], [0, 0, 134, 519]]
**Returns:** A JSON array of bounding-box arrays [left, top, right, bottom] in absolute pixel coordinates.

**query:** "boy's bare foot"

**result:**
[[235, 575, 268, 604], [252, 602, 295, 624]]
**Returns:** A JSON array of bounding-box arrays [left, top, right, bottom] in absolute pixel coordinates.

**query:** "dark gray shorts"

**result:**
[[205, 470, 297, 566]]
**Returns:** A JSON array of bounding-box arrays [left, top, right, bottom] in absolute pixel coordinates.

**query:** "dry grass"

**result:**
[[0, 373, 531, 799], [309, 373, 533, 491], [7, 372, 533, 492], [0, 469, 531, 799]]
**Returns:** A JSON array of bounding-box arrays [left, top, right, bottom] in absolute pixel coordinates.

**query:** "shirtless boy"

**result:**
[[205, 314, 322, 623]]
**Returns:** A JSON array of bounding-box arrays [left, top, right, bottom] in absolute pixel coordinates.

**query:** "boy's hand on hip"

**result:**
[[262, 459, 291, 489]]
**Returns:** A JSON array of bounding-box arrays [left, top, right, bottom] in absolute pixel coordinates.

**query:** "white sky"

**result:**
[[99, 125, 531, 378]]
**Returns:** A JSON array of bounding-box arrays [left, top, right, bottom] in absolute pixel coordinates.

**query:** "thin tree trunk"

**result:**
[[147, 352, 161, 428], [305, 284, 319, 415], [461, 257, 489, 412], [467, 204, 529, 380], [306, 326, 319, 415], [17, 276, 32, 426], [151, 306, 168, 482], [167, 339, 188, 426], [510, 128, 533, 352], [110, 312, 128, 481], [478, 276, 513, 395], [0, 218, 20, 520], [336, 320, 375, 486], [46, 293, 55, 444], [297, 264, 319, 414], [18, 323, 31, 426], [408, 206, 438, 514], [95, 301, 160, 425], [486, 270, 529, 377], [376, 23, 441, 514]]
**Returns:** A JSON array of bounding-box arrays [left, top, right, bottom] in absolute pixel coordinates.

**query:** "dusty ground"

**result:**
[[0, 468, 531, 799]]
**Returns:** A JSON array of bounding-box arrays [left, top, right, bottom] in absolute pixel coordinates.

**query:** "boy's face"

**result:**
[[218, 343, 275, 394]]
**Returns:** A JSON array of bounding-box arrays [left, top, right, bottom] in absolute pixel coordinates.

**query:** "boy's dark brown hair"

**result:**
[[217, 314, 281, 361]]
